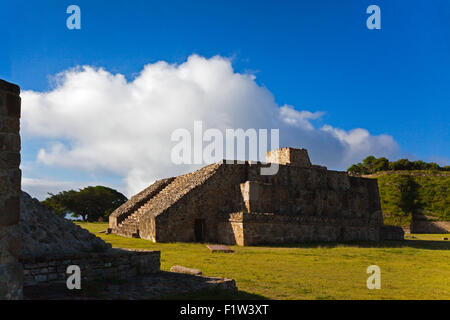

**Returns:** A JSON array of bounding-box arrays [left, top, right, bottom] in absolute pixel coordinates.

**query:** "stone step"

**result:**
[[114, 163, 220, 238], [112, 177, 176, 237], [117, 228, 137, 234], [119, 226, 138, 232], [120, 220, 138, 227]]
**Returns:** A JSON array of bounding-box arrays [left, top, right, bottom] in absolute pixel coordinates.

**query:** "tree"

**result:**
[[389, 159, 413, 171], [426, 162, 440, 171], [372, 157, 389, 173], [348, 157, 448, 174], [397, 175, 421, 216], [42, 186, 127, 221], [42, 190, 78, 218], [347, 164, 362, 174], [362, 156, 377, 174]]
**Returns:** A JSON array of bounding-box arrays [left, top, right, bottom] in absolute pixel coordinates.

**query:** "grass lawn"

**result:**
[[76, 222, 450, 300]]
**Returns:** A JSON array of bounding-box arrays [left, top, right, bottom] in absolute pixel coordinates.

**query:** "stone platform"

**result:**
[[207, 244, 234, 253], [23, 271, 237, 300], [21, 249, 160, 286]]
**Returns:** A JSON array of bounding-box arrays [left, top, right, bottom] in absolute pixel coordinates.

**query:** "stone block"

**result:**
[[170, 265, 202, 276], [0, 196, 20, 226], [8, 168, 21, 187], [206, 244, 233, 253], [0, 80, 20, 95], [35, 274, 47, 282], [266, 147, 311, 167], [0, 152, 20, 168], [379, 225, 404, 241], [48, 273, 58, 281], [3, 118, 20, 133], [6, 94, 20, 118], [0, 134, 20, 152], [0, 79, 22, 299], [0, 263, 23, 299], [0, 225, 20, 264]]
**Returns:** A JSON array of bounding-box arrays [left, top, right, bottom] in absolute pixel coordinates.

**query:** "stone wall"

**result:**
[[217, 218, 245, 245], [243, 219, 380, 245], [217, 212, 382, 245], [141, 162, 248, 242], [380, 225, 406, 240], [114, 164, 223, 239], [17, 182, 162, 289], [410, 220, 450, 234], [246, 164, 383, 223], [0, 79, 22, 299], [140, 159, 392, 244], [116, 148, 403, 245], [138, 163, 227, 241], [21, 250, 160, 286], [266, 147, 312, 167]]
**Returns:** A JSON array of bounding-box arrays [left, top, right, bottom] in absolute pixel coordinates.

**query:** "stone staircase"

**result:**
[[116, 190, 167, 238], [113, 163, 222, 238]]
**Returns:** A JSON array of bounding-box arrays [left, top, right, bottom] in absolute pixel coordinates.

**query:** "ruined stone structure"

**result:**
[[19, 192, 112, 258], [410, 215, 450, 234], [110, 148, 404, 245], [0, 79, 236, 299], [0, 80, 22, 299], [18, 190, 160, 287], [17, 190, 235, 297]]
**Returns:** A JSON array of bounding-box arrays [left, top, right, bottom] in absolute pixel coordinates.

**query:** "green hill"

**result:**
[[365, 171, 450, 226]]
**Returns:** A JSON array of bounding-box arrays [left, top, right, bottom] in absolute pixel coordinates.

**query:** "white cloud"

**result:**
[[21, 178, 86, 201], [279, 105, 324, 130], [321, 125, 398, 165], [21, 54, 399, 196]]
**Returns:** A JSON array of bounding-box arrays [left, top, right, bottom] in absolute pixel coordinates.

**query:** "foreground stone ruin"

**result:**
[[0, 80, 23, 299], [18, 190, 236, 298], [13, 190, 158, 287], [24, 270, 237, 300], [110, 147, 404, 244], [17, 191, 159, 286], [19, 192, 112, 258], [0, 79, 236, 299]]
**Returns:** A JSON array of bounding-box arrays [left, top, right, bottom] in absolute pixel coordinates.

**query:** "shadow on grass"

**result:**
[[158, 288, 268, 300], [24, 281, 268, 300], [24, 282, 103, 300], [251, 239, 450, 250]]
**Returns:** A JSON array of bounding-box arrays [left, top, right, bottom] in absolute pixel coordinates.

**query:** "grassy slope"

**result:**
[[369, 171, 450, 226], [77, 222, 450, 300]]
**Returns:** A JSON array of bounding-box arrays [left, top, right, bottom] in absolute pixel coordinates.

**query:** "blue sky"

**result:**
[[1, 0, 449, 199]]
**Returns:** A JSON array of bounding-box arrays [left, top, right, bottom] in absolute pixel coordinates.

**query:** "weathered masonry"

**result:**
[[0, 80, 23, 299], [21, 250, 160, 287], [18, 190, 161, 288], [0, 79, 164, 299], [110, 147, 404, 245]]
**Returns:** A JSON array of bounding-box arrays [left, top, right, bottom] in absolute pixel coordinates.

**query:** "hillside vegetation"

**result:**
[[347, 156, 449, 227], [366, 171, 450, 226]]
